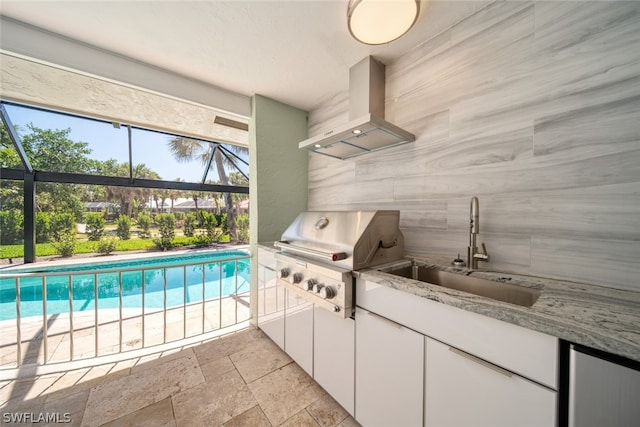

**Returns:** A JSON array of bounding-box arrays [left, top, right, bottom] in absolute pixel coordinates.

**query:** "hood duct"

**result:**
[[299, 56, 415, 160]]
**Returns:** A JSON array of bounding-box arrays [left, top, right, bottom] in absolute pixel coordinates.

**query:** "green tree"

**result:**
[[168, 138, 248, 240], [154, 213, 176, 250], [85, 212, 106, 241], [236, 213, 249, 243], [50, 212, 75, 240], [36, 212, 52, 243], [97, 160, 160, 217], [0, 210, 23, 245], [201, 211, 221, 241], [1, 123, 93, 219], [116, 215, 132, 240], [136, 213, 152, 239], [183, 212, 197, 237]]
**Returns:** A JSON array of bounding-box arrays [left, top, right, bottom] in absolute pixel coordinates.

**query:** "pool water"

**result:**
[[0, 250, 250, 321]]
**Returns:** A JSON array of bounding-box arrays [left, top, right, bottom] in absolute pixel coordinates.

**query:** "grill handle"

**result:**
[[274, 241, 347, 262]]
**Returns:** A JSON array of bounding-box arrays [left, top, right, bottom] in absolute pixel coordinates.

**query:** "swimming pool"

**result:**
[[0, 250, 250, 321]]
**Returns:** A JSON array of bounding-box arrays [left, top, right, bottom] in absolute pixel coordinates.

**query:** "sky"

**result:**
[[3, 103, 247, 183]]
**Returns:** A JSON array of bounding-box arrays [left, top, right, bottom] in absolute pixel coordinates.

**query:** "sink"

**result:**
[[387, 265, 541, 307]]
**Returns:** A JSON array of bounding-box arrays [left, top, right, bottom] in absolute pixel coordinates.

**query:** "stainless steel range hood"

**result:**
[[299, 56, 415, 160]]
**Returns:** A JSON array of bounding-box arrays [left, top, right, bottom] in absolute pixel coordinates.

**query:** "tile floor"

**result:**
[[0, 327, 360, 427]]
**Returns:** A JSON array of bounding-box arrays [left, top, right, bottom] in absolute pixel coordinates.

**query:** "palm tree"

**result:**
[[168, 137, 248, 239]]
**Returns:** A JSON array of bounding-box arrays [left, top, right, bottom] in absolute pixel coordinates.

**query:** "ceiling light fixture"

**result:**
[[347, 0, 420, 45]]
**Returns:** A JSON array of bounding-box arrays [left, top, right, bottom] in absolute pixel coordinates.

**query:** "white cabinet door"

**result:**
[[257, 249, 285, 349], [425, 337, 556, 427], [285, 291, 314, 376], [355, 307, 424, 427], [314, 306, 355, 416]]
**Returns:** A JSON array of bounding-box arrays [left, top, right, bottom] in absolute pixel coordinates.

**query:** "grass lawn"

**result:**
[[0, 233, 231, 259]]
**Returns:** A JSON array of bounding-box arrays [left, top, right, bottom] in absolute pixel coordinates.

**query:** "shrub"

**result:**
[[153, 213, 176, 250], [216, 213, 228, 234], [116, 215, 132, 240], [96, 236, 118, 255], [137, 213, 152, 239], [174, 211, 186, 221], [36, 212, 52, 243], [183, 213, 197, 237], [51, 212, 75, 240], [201, 212, 222, 241], [0, 210, 24, 245], [85, 212, 106, 241], [54, 233, 76, 257], [157, 213, 176, 240], [191, 234, 212, 247], [236, 213, 250, 243]]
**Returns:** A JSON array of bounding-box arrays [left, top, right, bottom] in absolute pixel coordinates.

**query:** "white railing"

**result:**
[[0, 252, 250, 369]]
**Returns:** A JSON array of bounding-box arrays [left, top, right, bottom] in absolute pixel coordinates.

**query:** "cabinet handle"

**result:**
[[448, 347, 513, 378], [366, 310, 403, 329]]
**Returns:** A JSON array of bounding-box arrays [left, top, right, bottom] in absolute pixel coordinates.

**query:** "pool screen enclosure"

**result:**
[[0, 101, 250, 263]]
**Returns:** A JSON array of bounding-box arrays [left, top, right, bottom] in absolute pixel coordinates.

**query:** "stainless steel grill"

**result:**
[[274, 210, 404, 318]]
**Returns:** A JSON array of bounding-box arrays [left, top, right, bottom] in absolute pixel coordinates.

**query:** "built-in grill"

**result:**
[[274, 210, 404, 318]]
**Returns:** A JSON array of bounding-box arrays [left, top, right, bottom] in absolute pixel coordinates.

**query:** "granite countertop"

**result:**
[[356, 256, 640, 363]]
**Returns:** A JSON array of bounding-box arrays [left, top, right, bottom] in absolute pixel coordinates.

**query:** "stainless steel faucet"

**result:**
[[468, 196, 489, 269]]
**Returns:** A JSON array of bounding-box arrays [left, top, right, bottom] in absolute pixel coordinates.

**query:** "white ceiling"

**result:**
[[0, 0, 491, 113]]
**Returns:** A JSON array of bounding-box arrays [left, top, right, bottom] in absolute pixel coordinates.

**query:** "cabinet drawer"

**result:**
[[425, 337, 556, 427], [357, 278, 558, 389]]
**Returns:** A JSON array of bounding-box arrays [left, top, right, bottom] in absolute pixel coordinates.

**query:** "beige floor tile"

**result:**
[[306, 394, 349, 427], [248, 363, 325, 427], [172, 369, 257, 427], [336, 416, 361, 427], [1, 394, 46, 426], [131, 348, 194, 373], [223, 405, 271, 427], [229, 335, 292, 383], [79, 363, 115, 383], [1, 374, 59, 403], [280, 410, 321, 427], [192, 328, 264, 366], [82, 352, 204, 427], [42, 368, 90, 397], [41, 390, 89, 427], [199, 356, 236, 383], [100, 397, 175, 427]]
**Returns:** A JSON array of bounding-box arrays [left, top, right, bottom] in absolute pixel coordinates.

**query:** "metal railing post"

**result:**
[[69, 275, 75, 361], [142, 269, 146, 348], [119, 271, 123, 352], [163, 267, 167, 343], [201, 264, 206, 334], [42, 277, 48, 363], [235, 259, 239, 324], [219, 261, 223, 329], [183, 266, 187, 339], [15, 278, 22, 367], [94, 273, 98, 357]]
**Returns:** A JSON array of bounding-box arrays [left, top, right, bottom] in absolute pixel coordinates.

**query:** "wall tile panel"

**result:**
[[308, 1, 640, 290]]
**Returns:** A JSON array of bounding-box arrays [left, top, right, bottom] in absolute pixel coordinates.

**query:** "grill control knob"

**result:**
[[289, 273, 303, 284], [312, 283, 324, 294], [320, 286, 337, 299], [277, 268, 289, 279], [304, 279, 317, 291]]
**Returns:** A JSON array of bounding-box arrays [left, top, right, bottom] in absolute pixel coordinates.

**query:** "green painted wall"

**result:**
[[249, 95, 308, 325]]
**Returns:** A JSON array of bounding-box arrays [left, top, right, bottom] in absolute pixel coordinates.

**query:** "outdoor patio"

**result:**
[[1, 327, 359, 427]]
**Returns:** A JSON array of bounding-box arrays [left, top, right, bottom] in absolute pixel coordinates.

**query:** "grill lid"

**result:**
[[274, 210, 404, 270]]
